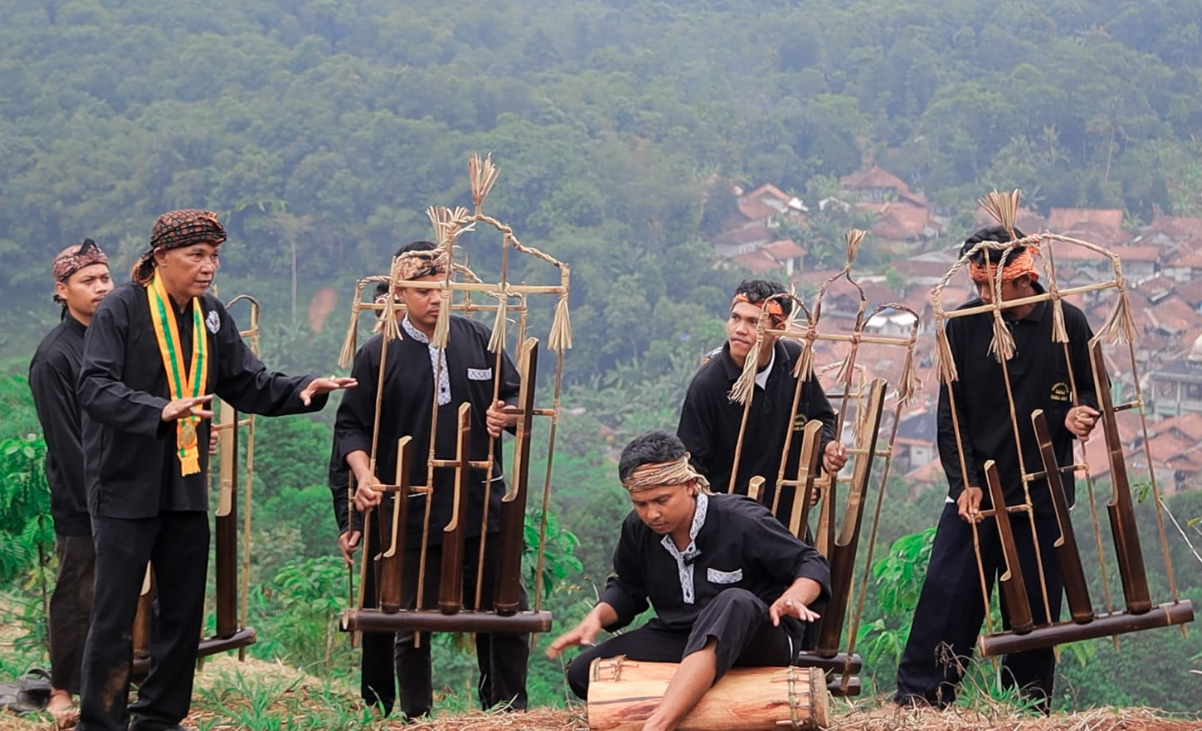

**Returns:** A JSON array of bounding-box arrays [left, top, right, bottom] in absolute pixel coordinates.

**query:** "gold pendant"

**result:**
[[180, 420, 198, 449]]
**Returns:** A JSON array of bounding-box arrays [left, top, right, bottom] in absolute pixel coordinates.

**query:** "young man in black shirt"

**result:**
[[677, 279, 845, 516], [343, 242, 529, 719], [76, 209, 355, 731], [548, 431, 830, 731], [29, 239, 113, 722], [886, 226, 1099, 713]]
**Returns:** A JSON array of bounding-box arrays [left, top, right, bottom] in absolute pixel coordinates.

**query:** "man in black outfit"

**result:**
[[329, 247, 411, 716], [342, 241, 529, 719], [885, 226, 1099, 713], [678, 279, 845, 517], [76, 209, 355, 731], [547, 430, 830, 731], [29, 239, 113, 722]]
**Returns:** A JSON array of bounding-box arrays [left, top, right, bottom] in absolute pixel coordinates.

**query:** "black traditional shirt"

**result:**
[[334, 316, 520, 550], [599, 492, 831, 633], [29, 313, 91, 536], [678, 339, 837, 517], [79, 282, 325, 518], [937, 283, 1097, 515]]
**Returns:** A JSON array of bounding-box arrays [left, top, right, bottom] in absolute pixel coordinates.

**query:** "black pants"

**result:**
[[894, 503, 1063, 712], [566, 588, 799, 699], [78, 512, 209, 731], [361, 529, 529, 719], [50, 533, 96, 696]]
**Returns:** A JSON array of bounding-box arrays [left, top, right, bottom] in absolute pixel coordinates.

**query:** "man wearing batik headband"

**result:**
[[881, 225, 1099, 715], [77, 209, 355, 731], [548, 431, 830, 730], [678, 279, 846, 524], [341, 240, 530, 719], [29, 239, 113, 723]]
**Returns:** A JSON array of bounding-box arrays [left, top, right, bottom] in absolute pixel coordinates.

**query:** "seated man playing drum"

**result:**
[[547, 430, 830, 731]]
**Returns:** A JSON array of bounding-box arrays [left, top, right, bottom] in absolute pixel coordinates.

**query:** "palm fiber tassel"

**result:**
[[548, 290, 573, 352], [338, 281, 367, 369]]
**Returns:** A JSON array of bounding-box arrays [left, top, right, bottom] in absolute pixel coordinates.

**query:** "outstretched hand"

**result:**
[[161, 394, 213, 422], [300, 376, 358, 406], [546, 617, 602, 659], [768, 594, 820, 626]]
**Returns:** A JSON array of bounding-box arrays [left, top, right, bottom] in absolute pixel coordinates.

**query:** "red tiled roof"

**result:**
[[1146, 215, 1202, 241], [973, 207, 1047, 233], [1048, 207, 1124, 231], [731, 250, 783, 274], [1137, 275, 1177, 300], [1175, 277, 1202, 306], [1167, 248, 1202, 269], [737, 197, 779, 221], [865, 202, 931, 240], [1147, 412, 1202, 442], [842, 165, 910, 192], [1057, 220, 1131, 248], [715, 224, 773, 247], [762, 239, 807, 261], [745, 183, 792, 203], [1145, 295, 1202, 334], [1109, 245, 1161, 263], [907, 458, 945, 484]]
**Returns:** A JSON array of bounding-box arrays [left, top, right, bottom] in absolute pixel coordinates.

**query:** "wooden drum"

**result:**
[[587, 657, 829, 731]]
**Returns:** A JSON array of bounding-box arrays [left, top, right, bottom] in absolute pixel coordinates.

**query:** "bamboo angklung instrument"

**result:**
[[1031, 409, 1094, 624], [815, 377, 887, 657], [786, 421, 824, 537], [377, 436, 412, 614], [1089, 340, 1151, 615], [983, 459, 1035, 634], [726, 235, 921, 695], [227, 294, 260, 661], [341, 153, 566, 637], [438, 403, 473, 615], [493, 338, 540, 615], [932, 190, 1194, 659], [132, 564, 153, 662], [214, 399, 239, 639]]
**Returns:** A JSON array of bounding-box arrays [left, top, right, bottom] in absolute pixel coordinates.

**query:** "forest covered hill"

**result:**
[[6, 0, 1202, 380]]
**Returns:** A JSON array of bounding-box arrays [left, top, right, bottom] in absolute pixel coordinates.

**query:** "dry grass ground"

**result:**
[[0, 656, 1196, 731]]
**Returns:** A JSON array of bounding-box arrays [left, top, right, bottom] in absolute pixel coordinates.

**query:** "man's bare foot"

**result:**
[[47, 689, 78, 728]]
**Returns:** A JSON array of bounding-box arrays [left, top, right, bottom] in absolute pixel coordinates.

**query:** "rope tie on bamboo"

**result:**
[[621, 456, 712, 494], [1041, 243, 1070, 344], [933, 311, 958, 383], [836, 332, 862, 385], [897, 330, 920, 408]]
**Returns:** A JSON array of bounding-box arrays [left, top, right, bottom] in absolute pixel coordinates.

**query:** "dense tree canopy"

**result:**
[[7, 0, 1202, 380]]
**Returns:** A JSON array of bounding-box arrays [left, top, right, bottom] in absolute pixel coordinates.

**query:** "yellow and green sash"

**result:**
[[146, 270, 208, 476]]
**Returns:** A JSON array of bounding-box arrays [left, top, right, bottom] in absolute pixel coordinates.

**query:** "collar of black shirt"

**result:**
[[719, 339, 786, 382], [63, 311, 87, 337]]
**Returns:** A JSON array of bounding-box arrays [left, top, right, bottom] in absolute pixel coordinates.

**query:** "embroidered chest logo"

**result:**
[[1050, 381, 1070, 402], [205, 310, 221, 334], [792, 413, 808, 431]]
